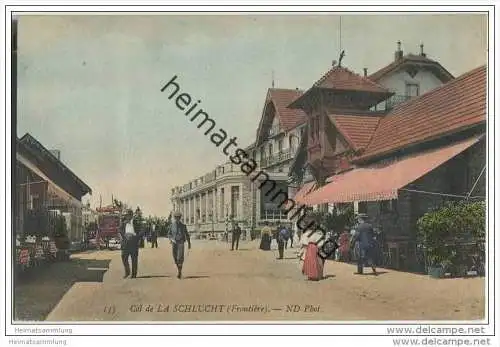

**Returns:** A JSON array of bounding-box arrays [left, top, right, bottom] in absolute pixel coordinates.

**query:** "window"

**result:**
[[278, 138, 283, 153], [260, 147, 265, 160], [380, 199, 397, 213], [358, 201, 368, 214], [268, 143, 273, 157], [405, 83, 420, 97], [231, 186, 240, 219], [289, 135, 294, 150]]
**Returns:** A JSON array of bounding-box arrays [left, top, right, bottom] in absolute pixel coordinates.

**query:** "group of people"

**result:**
[[119, 208, 379, 282], [258, 222, 293, 259], [298, 213, 379, 281], [119, 210, 190, 279], [256, 213, 379, 281]]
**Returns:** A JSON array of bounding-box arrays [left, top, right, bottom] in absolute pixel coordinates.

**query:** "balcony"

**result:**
[[260, 148, 294, 168], [385, 94, 412, 110]]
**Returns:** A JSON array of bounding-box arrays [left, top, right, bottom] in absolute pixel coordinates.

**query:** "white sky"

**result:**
[[17, 13, 487, 217]]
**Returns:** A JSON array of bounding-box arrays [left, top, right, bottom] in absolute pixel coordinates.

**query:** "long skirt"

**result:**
[[302, 243, 324, 281], [259, 234, 271, 251]]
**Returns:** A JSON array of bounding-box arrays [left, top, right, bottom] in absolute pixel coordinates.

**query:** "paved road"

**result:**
[[46, 238, 484, 321]]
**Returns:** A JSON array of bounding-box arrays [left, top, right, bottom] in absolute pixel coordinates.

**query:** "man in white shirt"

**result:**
[[120, 210, 142, 278]]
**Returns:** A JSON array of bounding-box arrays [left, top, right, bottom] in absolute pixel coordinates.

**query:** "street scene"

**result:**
[[12, 14, 487, 323], [18, 238, 484, 321]]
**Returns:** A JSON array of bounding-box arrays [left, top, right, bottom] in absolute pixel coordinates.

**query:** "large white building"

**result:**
[[171, 42, 453, 233], [171, 152, 254, 233]]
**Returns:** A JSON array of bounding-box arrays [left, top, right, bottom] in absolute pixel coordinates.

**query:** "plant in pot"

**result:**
[[417, 204, 454, 278]]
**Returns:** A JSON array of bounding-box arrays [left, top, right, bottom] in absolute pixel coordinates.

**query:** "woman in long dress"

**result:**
[[298, 228, 327, 281], [259, 222, 272, 251]]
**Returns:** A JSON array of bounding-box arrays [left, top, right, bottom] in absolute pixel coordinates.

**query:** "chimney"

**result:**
[[363, 68, 368, 77], [394, 40, 403, 61], [296, 87, 299, 91], [420, 43, 426, 57], [332, 60, 337, 67]]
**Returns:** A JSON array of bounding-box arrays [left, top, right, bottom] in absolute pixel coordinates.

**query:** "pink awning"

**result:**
[[302, 136, 483, 206], [284, 181, 316, 209]]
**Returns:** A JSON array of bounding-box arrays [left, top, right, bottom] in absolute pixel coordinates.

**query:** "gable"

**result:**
[[358, 65, 486, 162], [377, 68, 444, 97], [369, 54, 454, 84], [255, 88, 306, 146], [255, 99, 277, 145]]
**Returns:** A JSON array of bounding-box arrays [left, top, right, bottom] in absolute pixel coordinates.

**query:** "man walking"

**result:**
[[120, 209, 143, 279], [351, 213, 377, 275], [231, 222, 242, 251], [277, 225, 289, 260], [168, 211, 191, 279], [150, 223, 158, 248]]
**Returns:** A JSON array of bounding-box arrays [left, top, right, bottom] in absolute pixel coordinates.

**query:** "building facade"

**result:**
[[171, 43, 455, 236], [171, 157, 254, 234], [290, 65, 486, 271], [15, 133, 92, 243]]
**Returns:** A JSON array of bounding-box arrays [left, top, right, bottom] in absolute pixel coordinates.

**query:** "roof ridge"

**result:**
[[313, 66, 337, 87], [269, 87, 304, 92], [389, 65, 486, 114]]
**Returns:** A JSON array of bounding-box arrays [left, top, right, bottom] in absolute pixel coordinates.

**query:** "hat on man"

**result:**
[[357, 213, 369, 220], [173, 211, 182, 217]]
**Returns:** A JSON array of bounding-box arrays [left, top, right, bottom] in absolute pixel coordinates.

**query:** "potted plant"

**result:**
[[418, 201, 485, 278]]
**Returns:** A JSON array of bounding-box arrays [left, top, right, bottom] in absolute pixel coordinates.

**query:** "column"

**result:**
[[189, 196, 193, 224], [256, 187, 261, 223], [205, 190, 210, 223], [238, 183, 243, 221], [195, 194, 200, 224], [213, 188, 217, 222]]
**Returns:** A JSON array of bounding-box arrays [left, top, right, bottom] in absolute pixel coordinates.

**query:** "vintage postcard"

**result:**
[[5, 5, 496, 345]]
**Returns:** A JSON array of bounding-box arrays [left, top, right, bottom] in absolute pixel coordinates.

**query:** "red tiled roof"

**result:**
[[313, 66, 390, 94], [268, 88, 307, 131], [302, 136, 482, 205], [368, 54, 454, 83], [328, 114, 383, 151], [357, 65, 486, 162]]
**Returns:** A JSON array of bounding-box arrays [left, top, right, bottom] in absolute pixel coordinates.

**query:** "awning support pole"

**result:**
[[466, 165, 486, 200]]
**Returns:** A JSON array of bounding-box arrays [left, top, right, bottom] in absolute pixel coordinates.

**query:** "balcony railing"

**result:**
[[385, 94, 412, 110], [260, 148, 294, 168], [260, 209, 288, 220]]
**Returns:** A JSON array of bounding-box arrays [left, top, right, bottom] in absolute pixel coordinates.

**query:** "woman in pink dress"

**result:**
[[299, 228, 327, 281]]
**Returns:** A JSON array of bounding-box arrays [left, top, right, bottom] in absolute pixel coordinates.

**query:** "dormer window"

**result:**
[[405, 83, 420, 98]]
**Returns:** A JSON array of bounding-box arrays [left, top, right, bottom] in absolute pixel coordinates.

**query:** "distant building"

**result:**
[[171, 146, 254, 233]]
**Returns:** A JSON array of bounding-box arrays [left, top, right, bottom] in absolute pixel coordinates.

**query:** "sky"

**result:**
[[16, 13, 488, 217]]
